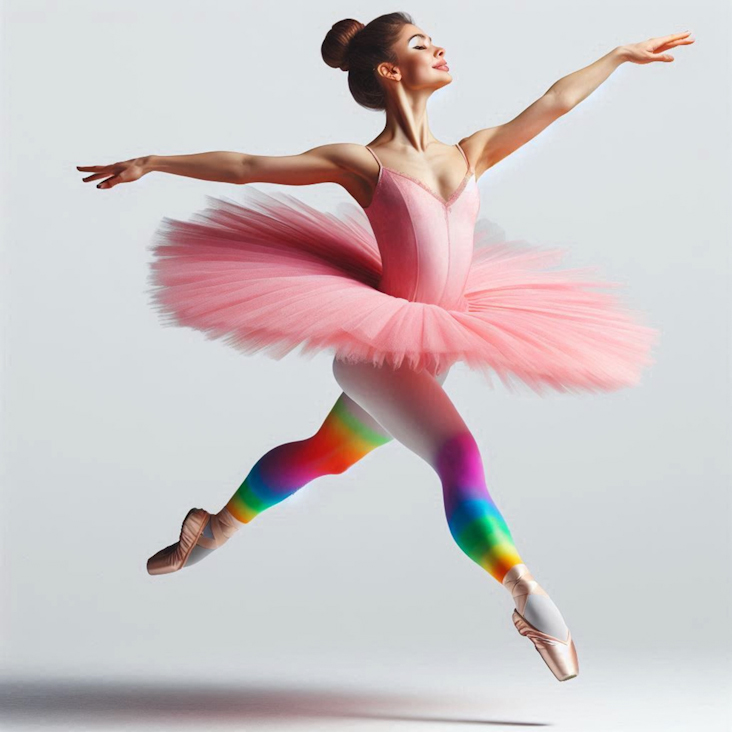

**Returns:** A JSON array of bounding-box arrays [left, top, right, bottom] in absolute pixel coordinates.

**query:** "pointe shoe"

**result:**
[[512, 609, 579, 682], [503, 564, 579, 682], [146, 507, 239, 576]]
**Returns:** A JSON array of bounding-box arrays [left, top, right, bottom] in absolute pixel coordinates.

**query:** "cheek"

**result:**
[[404, 57, 433, 80]]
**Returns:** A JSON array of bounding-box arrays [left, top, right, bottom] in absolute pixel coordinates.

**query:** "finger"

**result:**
[[82, 173, 107, 182], [77, 164, 119, 173], [664, 37, 695, 50], [97, 177, 116, 189], [648, 45, 676, 59], [648, 51, 674, 61], [658, 31, 692, 42], [649, 32, 691, 50]]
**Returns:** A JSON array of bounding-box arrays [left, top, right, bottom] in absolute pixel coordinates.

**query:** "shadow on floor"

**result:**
[[0, 678, 550, 727]]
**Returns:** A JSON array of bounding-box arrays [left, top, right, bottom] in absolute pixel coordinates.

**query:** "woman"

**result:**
[[77, 13, 693, 682]]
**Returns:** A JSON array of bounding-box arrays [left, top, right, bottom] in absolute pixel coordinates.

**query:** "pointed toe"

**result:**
[[512, 609, 579, 682], [146, 508, 210, 576]]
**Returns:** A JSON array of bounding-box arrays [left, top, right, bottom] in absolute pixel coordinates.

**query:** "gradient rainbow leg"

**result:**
[[437, 432, 524, 584], [331, 357, 524, 586], [225, 393, 393, 523]]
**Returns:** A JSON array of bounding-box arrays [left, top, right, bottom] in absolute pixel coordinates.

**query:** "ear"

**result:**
[[376, 61, 401, 82]]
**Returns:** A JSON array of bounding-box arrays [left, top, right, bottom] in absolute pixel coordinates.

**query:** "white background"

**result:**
[[1, 1, 730, 730]]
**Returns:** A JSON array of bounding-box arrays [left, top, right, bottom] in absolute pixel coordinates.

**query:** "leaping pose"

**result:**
[[77, 13, 693, 682]]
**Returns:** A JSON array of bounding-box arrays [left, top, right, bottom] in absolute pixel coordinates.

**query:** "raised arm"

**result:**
[[459, 91, 568, 180], [77, 143, 366, 191], [460, 32, 694, 179]]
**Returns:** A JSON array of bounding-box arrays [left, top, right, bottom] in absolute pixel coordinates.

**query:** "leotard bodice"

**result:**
[[362, 143, 480, 310]]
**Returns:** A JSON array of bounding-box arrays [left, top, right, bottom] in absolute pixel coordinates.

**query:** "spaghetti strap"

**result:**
[[455, 142, 472, 174], [364, 145, 383, 173]]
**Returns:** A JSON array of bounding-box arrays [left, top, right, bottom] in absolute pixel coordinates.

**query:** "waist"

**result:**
[[377, 276, 469, 312]]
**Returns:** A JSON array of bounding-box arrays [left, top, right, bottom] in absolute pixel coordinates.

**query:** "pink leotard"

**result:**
[[362, 143, 479, 310]]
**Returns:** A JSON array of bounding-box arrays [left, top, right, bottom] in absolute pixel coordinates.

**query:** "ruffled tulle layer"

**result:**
[[145, 186, 659, 395]]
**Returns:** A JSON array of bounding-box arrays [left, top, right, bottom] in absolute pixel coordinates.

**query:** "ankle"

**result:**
[[503, 564, 569, 640], [199, 507, 243, 547], [502, 564, 548, 614], [216, 507, 244, 529]]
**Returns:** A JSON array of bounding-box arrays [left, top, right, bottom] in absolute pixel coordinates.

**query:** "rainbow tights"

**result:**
[[226, 392, 392, 523], [224, 358, 523, 584]]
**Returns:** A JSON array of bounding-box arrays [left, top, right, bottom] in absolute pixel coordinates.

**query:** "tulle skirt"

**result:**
[[145, 186, 659, 395]]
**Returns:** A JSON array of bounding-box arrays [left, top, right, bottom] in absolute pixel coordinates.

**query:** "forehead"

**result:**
[[402, 25, 432, 44]]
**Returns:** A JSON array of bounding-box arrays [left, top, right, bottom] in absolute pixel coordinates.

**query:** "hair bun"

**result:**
[[321, 18, 365, 72]]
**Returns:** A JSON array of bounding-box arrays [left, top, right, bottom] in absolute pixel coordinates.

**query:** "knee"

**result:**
[[434, 432, 484, 483], [303, 427, 368, 476], [327, 451, 360, 475]]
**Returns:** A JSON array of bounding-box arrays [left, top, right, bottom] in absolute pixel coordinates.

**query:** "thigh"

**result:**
[[334, 363, 450, 441], [335, 390, 394, 440], [331, 357, 465, 466]]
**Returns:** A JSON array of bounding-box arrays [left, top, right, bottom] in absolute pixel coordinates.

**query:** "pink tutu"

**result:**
[[145, 185, 659, 395]]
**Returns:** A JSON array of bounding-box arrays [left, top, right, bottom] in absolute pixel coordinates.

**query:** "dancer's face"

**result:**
[[377, 24, 452, 92]]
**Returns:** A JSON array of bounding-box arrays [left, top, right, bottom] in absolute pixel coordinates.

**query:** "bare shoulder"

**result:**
[[325, 142, 379, 179], [457, 130, 500, 181], [312, 142, 380, 207]]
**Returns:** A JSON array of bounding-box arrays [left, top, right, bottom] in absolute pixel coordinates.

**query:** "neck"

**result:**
[[375, 88, 437, 153]]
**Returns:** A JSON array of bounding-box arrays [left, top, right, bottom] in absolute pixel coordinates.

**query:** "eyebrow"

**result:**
[[408, 33, 432, 44]]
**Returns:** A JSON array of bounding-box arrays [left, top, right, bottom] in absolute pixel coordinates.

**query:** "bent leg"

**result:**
[[224, 392, 390, 523], [148, 366, 451, 574], [331, 356, 524, 584], [225, 366, 451, 523]]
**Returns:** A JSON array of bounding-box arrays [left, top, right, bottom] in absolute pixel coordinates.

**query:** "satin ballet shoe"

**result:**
[[503, 563, 579, 682], [512, 609, 579, 682], [146, 507, 240, 575]]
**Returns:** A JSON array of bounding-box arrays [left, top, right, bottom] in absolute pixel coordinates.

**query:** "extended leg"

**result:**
[[331, 356, 523, 584], [330, 355, 578, 683]]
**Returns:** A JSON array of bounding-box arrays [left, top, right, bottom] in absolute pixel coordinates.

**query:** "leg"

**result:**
[[330, 356, 578, 682], [226, 365, 450, 522], [226, 366, 449, 522], [331, 356, 523, 584], [147, 368, 449, 575], [225, 391, 394, 523]]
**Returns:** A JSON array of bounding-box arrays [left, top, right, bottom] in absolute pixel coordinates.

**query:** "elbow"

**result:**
[[237, 154, 254, 185], [556, 98, 574, 116], [548, 92, 572, 115]]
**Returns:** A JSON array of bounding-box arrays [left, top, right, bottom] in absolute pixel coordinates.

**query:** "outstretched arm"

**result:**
[[461, 31, 694, 178], [77, 143, 362, 191]]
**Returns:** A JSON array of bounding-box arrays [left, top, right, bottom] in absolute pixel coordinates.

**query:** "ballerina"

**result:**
[[77, 13, 694, 682]]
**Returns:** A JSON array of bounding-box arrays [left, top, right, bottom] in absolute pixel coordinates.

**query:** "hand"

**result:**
[[76, 156, 151, 190], [620, 31, 695, 65]]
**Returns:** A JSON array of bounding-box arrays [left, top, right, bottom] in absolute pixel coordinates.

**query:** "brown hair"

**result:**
[[321, 12, 415, 111]]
